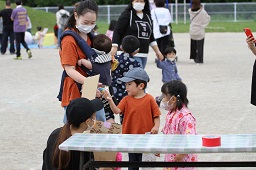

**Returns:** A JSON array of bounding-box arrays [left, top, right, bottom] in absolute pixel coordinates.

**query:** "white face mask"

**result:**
[[160, 98, 174, 111], [167, 58, 176, 62], [133, 2, 145, 11], [149, 0, 154, 3], [86, 118, 96, 130], [76, 24, 95, 34]]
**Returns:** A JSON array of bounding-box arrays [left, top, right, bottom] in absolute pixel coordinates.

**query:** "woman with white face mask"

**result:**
[[111, 0, 164, 69], [57, 0, 107, 124]]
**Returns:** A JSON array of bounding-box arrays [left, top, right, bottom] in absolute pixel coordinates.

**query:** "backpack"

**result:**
[[57, 30, 96, 101], [59, 12, 69, 28]]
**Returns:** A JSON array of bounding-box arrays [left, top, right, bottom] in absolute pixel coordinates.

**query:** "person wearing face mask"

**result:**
[[57, 0, 107, 123], [155, 47, 181, 106], [42, 97, 104, 170], [160, 81, 197, 170], [111, 0, 164, 69]]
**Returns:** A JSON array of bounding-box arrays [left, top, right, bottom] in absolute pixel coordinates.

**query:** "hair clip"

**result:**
[[177, 94, 180, 98]]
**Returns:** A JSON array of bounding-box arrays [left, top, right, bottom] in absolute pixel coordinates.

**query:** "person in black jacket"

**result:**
[[0, 0, 15, 55], [246, 36, 256, 106], [42, 98, 104, 170], [110, 0, 163, 69]]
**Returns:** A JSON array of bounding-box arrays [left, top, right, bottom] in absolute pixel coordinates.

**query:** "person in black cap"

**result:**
[[42, 98, 103, 170], [110, 35, 141, 124]]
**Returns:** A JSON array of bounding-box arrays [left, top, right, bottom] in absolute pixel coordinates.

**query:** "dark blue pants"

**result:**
[[128, 153, 142, 170]]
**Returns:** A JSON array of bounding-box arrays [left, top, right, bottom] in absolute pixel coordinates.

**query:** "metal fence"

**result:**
[[33, 2, 256, 24]]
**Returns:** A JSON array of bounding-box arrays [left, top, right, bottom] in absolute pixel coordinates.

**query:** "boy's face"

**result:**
[[125, 81, 144, 96], [166, 52, 176, 59]]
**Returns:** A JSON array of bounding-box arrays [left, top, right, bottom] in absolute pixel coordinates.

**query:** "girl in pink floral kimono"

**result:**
[[161, 80, 197, 170]]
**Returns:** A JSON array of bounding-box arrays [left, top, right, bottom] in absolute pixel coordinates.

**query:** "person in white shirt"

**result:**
[[151, 0, 172, 55], [56, 4, 70, 47]]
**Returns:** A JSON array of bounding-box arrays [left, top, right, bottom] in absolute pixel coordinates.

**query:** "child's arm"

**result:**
[[103, 91, 121, 114], [77, 59, 92, 69], [155, 58, 164, 69], [150, 116, 160, 134]]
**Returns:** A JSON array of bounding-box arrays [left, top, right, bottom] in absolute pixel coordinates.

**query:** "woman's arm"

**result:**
[[64, 65, 86, 84], [151, 44, 164, 60], [246, 36, 256, 56]]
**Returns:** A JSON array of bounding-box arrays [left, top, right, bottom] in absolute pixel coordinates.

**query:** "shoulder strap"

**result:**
[[60, 30, 96, 61], [190, 9, 202, 23]]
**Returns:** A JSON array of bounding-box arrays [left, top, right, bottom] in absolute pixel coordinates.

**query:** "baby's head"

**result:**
[[164, 47, 176, 62], [37, 26, 42, 31], [92, 34, 112, 53], [121, 35, 140, 56], [161, 80, 188, 111]]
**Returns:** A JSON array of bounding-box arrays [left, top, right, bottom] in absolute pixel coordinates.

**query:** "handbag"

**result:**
[[154, 11, 168, 34]]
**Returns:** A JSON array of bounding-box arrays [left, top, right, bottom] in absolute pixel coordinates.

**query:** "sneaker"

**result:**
[[27, 50, 32, 58], [14, 56, 22, 60]]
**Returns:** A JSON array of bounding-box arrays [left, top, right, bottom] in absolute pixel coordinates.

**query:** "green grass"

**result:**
[[0, 1, 254, 35]]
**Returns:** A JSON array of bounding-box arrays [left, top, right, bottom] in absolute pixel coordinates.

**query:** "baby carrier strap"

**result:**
[[57, 30, 95, 101]]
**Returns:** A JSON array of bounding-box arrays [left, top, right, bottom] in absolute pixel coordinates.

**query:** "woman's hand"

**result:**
[[77, 59, 83, 66], [156, 50, 164, 60], [110, 46, 118, 57], [246, 36, 255, 49]]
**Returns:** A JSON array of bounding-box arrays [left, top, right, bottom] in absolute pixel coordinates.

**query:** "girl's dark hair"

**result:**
[[52, 123, 72, 169], [134, 79, 147, 90], [93, 34, 112, 53], [108, 20, 117, 31], [126, 0, 150, 15], [161, 80, 189, 110], [65, 0, 98, 30], [58, 4, 64, 10], [155, 0, 165, 7]]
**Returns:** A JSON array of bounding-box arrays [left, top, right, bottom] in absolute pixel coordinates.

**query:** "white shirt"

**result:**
[[151, 7, 172, 39]]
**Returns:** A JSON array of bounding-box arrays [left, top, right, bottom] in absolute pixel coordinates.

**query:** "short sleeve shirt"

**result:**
[[118, 94, 161, 134]]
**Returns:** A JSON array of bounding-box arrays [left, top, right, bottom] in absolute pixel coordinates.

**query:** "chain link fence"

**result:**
[[33, 2, 256, 24]]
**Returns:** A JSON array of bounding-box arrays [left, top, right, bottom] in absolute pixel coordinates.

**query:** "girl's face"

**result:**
[[125, 81, 144, 96], [161, 94, 177, 111]]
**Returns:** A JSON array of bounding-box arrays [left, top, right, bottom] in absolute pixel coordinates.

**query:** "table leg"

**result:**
[[80, 152, 84, 170]]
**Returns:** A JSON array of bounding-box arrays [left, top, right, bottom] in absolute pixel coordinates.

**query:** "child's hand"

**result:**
[[102, 90, 112, 101], [150, 126, 159, 134], [174, 154, 185, 162]]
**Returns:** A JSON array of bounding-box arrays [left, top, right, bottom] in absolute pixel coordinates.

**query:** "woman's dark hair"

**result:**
[[58, 4, 64, 10], [191, 0, 201, 11], [126, 0, 150, 15], [155, 0, 165, 7], [134, 79, 148, 90], [161, 80, 189, 110], [52, 123, 72, 169], [65, 0, 98, 30], [93, 34, 112, 53], [108, 20, 117, 31]]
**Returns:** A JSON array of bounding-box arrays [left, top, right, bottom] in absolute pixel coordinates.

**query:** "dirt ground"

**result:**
[[1, 33, 256, 170]]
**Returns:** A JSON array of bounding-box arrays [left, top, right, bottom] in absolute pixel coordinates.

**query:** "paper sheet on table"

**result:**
[[81, 74, 99, 100]]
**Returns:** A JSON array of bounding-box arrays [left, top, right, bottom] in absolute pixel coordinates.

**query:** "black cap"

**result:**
[[122, 35, 140, 54], [66, 98, 103, 127]]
